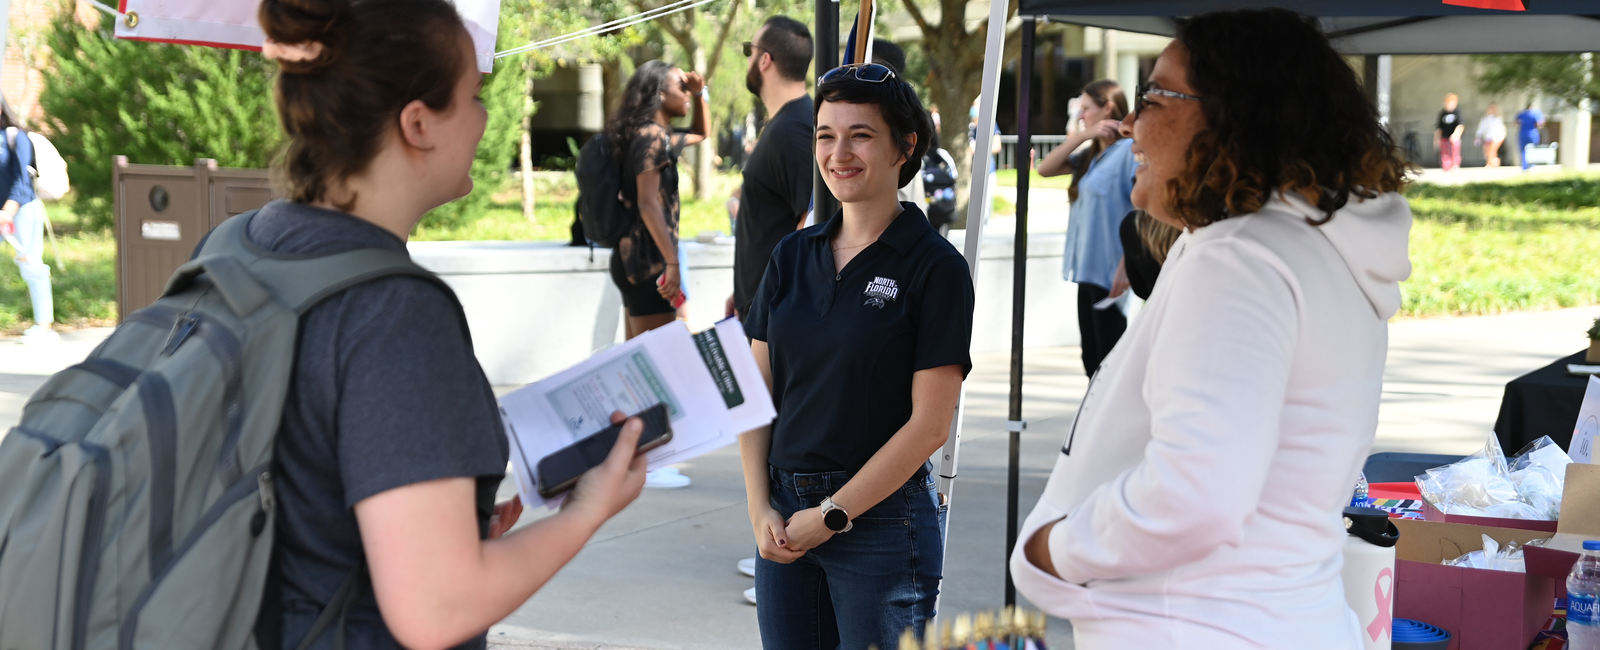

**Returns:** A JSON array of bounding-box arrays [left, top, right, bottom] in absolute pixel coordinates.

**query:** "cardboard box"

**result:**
[[1393, 518, 1555, 650], [1523, 463, 1600, 591], [1421, 500, 1559, 533]]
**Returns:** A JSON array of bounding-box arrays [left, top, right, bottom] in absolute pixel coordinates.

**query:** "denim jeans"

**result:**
[[755, 464, 945, 650]]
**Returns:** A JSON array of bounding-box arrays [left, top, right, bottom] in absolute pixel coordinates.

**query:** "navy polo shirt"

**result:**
[[745, 202, 975, 474]]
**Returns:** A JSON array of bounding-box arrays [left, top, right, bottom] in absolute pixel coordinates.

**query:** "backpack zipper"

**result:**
[[160, 314, 199, 356]]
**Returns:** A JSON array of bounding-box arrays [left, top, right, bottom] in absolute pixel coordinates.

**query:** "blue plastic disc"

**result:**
[[1391, 618, 1451, 643]]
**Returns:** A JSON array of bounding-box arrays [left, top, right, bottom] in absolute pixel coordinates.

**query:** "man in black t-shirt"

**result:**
[[1435, 92, 1464, 172], [729, 16, 814, 319]]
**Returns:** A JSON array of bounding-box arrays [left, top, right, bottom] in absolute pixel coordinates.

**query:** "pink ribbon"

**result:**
[[1368, 568, 1395, 642]]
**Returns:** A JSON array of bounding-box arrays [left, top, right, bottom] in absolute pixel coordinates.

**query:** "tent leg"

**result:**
[[813, 0, 840, 222], [935, 0, 1010, 617], [1004, 16, 1035, 610]]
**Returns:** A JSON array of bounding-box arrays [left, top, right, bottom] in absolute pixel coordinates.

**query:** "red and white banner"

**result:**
[[112, 0, 503, 72]]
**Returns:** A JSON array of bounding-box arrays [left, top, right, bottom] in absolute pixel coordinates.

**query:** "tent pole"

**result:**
[[1005, 16, 1036, 610], [935, 0, 1009, 615], [813, 0, 840, 222]]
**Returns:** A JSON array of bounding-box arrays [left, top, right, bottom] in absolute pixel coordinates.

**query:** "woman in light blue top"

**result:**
[[1039, 79, 1136, 376]]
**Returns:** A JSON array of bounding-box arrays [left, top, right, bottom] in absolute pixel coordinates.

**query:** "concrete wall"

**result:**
[[409, 231, 1081, 386]]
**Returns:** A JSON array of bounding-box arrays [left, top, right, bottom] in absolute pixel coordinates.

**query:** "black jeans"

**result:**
[[1076, 283, 1127, 377]]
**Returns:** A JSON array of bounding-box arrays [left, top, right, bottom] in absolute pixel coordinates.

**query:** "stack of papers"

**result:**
[[499, 318, 775, 508]]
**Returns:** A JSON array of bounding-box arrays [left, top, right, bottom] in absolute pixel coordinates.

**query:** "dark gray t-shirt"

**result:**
[[237, 201, 509, 650]]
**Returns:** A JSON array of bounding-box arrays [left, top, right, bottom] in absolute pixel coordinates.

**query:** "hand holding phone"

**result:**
[[538, 403, 672, 499]]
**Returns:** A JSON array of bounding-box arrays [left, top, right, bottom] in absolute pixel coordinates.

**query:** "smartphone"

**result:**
[[537, 403, 673, 499]]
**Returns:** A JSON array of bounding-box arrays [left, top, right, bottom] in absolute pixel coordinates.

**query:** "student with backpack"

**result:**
[[601, 60, 708, 340], [0, 1, 648, 649], [0, 95, 55, 342]]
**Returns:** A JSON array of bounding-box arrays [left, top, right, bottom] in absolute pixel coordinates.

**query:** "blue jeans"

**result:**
[[755, 464, 945, 650]]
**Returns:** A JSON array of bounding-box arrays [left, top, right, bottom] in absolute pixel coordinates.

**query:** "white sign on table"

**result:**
[[1571, 375, 1600, 464]]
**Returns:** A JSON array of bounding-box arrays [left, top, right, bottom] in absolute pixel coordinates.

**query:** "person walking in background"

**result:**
[[727, 16, 813, 321], [0, 97, 54, 343], [1014, 9, 1413, 646], [606, 60, 707, 340], [1035, 79, 1136, 376], [1517, 101, 1546, 171], [604, 60, 708, 492], [1435, 92, 1463, 172], [1476, 102, 1506, 168], [742, 61, 973, 649]]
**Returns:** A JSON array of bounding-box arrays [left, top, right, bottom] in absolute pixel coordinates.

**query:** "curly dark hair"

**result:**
[[605, 60, 675, 155], [815, 68, 933, 188], [1167, 8, 1412, 227]]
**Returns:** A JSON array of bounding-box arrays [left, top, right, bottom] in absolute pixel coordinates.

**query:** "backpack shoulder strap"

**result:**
[[190, 210, 452, 315]]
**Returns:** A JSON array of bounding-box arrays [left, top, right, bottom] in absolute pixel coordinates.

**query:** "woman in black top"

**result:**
[[741, 63, 975, 649], [604, 60, 709, 339], [255, 1, 647, 647]]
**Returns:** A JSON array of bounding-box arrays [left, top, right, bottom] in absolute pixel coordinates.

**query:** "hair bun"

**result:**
[[258, 0, 350, 72]]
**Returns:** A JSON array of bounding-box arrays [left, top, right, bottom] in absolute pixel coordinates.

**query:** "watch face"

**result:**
[[824, 507, 849, 531]]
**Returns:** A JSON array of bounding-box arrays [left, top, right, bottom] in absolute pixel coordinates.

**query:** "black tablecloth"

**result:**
[[1494, 350, 1589, 454]]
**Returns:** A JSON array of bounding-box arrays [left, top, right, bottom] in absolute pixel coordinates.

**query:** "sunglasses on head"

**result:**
[[743, 41, 764, 57], [819, 63, 897, 85], [1134, 82, 1202, 114]]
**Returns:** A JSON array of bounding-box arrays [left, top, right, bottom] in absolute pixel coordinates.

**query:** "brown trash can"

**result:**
[[113, 157, 277, 320]]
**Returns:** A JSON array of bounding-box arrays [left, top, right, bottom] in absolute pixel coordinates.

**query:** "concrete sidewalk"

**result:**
[[3, 306, 1598, 649]]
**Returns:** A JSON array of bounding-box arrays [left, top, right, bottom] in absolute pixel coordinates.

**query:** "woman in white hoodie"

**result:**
[[1011, 9, 1414, 649]]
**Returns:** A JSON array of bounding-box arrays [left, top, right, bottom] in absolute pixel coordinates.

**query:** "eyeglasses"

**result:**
[[743, 42, 765, 57], [1134, 82, 1202, 114], [819, 63, 897, 85]]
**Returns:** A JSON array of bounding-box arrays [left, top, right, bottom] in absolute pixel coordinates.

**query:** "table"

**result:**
[[1494, 350, 1590, 455]]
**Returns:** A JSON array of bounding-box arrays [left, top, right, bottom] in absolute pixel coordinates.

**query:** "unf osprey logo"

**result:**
[[863, 277, 899, 308]]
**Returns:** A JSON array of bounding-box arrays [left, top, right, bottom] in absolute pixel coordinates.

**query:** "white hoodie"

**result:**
[[1010, 192, 1413, 649]]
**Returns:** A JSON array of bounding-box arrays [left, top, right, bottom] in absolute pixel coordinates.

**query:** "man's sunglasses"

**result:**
[[743, 42, 764, 57], [819, 63, 897, 85], [1134, 82, 1202, 114]]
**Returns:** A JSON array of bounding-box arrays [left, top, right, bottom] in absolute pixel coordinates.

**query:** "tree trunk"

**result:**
[[902, 0, 1012, 230], [521, 64, 536, 222], [692, 42, 712, 201]]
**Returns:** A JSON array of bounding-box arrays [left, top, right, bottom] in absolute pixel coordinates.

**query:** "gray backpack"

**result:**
[[0, 210, 453, 650]]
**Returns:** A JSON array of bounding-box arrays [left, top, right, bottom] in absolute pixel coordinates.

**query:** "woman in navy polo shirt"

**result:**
[[740, 63, 975, 649]]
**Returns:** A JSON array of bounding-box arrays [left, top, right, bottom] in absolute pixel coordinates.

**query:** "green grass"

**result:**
[[995, 168, 1073, 190], [1400, 173, 1600, 318], [0, 202, 117, 333], [11, 170, 1600, 330]]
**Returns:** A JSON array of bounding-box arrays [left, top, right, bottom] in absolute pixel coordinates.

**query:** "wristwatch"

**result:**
[[820, 496, 852, 533]]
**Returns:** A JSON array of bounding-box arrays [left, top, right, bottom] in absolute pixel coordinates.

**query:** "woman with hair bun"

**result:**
[[251, 1, 647, 648], [1013, 8, 1413, 647]]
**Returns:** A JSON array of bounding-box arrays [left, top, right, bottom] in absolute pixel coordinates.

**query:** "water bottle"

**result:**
[[1342, 507, 1399, 650], [1351, 471, 1372, 509], [1567, 540, 1600, 649]]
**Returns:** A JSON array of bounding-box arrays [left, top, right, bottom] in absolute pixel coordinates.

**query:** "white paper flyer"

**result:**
[[500, 318, 774, 508]]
